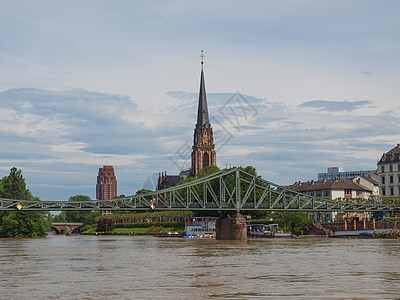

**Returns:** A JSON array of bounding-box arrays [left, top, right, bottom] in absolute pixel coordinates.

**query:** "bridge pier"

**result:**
[[216, 213, 247, 240]]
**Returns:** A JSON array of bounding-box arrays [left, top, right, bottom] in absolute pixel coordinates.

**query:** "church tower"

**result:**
[[191, 51, 216, 176]]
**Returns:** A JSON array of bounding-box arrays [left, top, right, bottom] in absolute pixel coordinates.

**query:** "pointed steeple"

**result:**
[[196, 51, 210, 127], [191, 50, 216, 176]]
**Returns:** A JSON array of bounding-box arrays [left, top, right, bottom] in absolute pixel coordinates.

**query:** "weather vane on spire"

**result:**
[[200, 50, 205, 65]]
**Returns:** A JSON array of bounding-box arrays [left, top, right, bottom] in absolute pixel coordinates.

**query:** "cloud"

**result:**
[[298, 100, 372, 112], [1, 88, 399, 201]]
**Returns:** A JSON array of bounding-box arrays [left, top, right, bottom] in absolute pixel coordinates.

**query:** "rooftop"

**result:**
[[378, 144, 400, 164], [287, 179, 371, 192]]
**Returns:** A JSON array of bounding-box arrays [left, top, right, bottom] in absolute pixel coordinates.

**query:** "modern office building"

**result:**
[[377, 144, 400, 198], [318, 167, 376, 181], [96, 166, 117, 200]]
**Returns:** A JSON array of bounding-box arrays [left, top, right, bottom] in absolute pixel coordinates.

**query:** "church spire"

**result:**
[[197, 50, 210, 128], [191, 50, 216, 176]]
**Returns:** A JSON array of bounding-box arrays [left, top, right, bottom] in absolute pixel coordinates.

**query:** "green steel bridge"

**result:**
[[1, 168, 398, 212]]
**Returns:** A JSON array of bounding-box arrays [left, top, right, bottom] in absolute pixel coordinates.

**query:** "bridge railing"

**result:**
[[1, 168, 398, 212]]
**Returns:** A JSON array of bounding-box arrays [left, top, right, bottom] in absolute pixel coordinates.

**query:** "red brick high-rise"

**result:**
[[96, 166, 117, 200]]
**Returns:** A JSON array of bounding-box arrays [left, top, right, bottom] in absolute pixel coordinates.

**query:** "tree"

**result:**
[[53, 195, 101, 226], [276, 211, 311, 233], [135, 189, 153, 195], [97, 218, 114, 233], [197, 165, 220, 178], [0, 167, 50, 237]]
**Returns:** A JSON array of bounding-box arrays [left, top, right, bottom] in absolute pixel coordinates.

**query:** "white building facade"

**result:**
[[377, 144, 400, 198]]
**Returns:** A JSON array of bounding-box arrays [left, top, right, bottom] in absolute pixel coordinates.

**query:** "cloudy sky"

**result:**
[[1, 1, 399, 201]]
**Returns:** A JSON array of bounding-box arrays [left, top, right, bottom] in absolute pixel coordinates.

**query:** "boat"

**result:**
[[185, 217, 217, 238], [153, 231, 185, 238], [248, 223, 292, 238]]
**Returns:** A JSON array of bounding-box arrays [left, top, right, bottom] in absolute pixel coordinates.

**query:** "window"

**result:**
[[382, 177, 385, 184], [382, 188, 386, 196], [323, 190, 330, 197], [390, 187, 394, 195], [390, 165, 393, 172], [345, 189, 351, 195], [390, 176, 394, 184], [316, 191, 322, 197], [398, 164, 400, 172], [381, 165, 385, 173]]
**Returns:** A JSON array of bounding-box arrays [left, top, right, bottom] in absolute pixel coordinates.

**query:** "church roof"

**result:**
[[196, 62, 210, 127]]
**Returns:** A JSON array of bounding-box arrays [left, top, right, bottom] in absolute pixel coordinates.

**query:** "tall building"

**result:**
[[377, 144, 400, 197], [157, 52, 216, 190], [191, 55, 216, 176], [96, 166, 117, 200]]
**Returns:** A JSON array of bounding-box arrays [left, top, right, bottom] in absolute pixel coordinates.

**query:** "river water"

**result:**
[[0, 235, 399, 299]]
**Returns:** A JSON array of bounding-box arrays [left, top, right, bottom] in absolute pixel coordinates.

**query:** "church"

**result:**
[[157, 54, 216, 190]]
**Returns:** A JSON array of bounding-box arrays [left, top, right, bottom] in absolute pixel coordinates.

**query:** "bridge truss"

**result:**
[[0, 168, 398, 212]]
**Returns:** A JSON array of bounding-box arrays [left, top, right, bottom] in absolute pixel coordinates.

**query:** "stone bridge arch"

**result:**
[[51, 223, 83, 234]]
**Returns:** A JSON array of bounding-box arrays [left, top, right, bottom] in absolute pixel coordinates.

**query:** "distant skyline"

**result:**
[[1, 1, 399, 201]]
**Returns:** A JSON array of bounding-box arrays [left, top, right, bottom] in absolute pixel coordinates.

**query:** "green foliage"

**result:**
[[245, 211, 272, 220], [197, 165, 220, 178], [247, 219, 275, 225], [52, 195, 101, 226], [0, 167, 50, 237], [97, 218, 114, 233], [114, 221, 184, 228], [275, 211, 311, 233], [135, 189, 153, 195], [80, 224, 94, 232], [100, 210, 192, 223], [0, 167, 32, 200], [113, 194, 126, 198]]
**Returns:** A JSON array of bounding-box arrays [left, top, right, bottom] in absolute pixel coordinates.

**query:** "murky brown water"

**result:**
[[0, 235, 399, 299]]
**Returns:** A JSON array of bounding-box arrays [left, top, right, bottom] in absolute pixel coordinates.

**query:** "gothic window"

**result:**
[[203, 152, 209, 168]]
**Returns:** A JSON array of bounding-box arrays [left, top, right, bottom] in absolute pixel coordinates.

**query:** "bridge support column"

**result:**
[[216, 213, 247, 240]]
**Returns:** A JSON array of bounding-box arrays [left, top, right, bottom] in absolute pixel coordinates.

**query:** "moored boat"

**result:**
[[185, 217, 217, 238], [153, 231, 185, 238], [248, 223, 292, 238]]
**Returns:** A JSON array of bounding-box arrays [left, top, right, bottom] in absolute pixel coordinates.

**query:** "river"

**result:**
[[0, 235, 399, 299]]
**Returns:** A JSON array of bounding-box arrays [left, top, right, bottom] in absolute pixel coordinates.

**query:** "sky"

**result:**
[[0, 1, 399, 201]]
